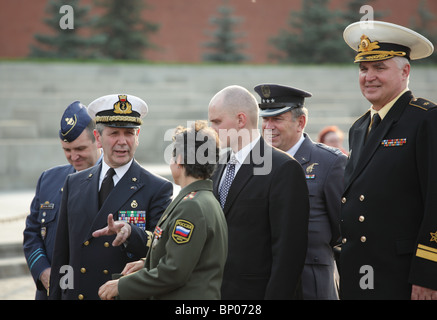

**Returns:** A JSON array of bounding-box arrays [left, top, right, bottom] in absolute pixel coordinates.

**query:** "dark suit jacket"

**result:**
[[23, 164, 75, 299], [294, 134, 346, 299], [340, 91, 437, 299], [212, 137, 309, 299], [49, 160, 172, 300]]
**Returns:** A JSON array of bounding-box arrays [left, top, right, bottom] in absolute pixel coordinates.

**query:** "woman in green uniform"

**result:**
[[98, 121, 228, 300]]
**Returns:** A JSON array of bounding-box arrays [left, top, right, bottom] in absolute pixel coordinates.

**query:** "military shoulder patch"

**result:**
[[410, 97, 437, 111], [172, 219, 194, 244], [183, 191, 197, 200]]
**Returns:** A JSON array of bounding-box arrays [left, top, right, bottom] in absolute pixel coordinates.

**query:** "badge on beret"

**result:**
[[172, 219, 194, 244]]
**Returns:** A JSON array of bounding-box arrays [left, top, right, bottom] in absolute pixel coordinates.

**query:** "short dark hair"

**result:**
[[172, 121, 219, 180]]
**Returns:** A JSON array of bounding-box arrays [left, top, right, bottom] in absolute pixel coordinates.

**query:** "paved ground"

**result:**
[[0, 274, 35, 300], [0, 190, 36, 300]]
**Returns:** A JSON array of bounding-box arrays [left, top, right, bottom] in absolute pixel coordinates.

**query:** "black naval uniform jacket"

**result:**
[[49, 160, 172, 300], [212, 137, 309, 300], [340, 91, 437, 299]]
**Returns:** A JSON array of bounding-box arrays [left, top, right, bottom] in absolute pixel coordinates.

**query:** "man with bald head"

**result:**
[[209, 85, 309, 299]]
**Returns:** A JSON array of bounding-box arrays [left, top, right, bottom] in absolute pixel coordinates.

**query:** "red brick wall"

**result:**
[[1, 0, 436, 63]]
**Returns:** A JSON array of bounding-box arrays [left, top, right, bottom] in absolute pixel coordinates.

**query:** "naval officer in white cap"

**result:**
[[49, 94, 173, 300], [340, 21, 437, 300]]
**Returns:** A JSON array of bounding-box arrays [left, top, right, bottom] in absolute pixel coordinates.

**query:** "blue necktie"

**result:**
[[219, 156, 237, 208]]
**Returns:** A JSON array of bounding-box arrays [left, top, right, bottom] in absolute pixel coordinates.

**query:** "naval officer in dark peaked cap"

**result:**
[[49, 94, 173, 300], [341, 21, 437, 299], [255, 84, 347, 300], [24, 101, 102, 299]]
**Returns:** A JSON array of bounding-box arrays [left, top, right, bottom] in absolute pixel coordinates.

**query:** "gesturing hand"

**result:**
[[92, 213, 131, 246]]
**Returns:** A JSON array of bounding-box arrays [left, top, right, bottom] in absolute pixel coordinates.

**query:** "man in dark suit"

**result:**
[[49, 94, 173, 300], [208, 85, 309, 299], [341, 21, 437, 299], [254, 84, 347, 300], [23, 101, 102, 299]]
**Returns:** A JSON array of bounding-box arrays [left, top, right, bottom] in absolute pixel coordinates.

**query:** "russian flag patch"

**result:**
[[172, 219, 194, 244]]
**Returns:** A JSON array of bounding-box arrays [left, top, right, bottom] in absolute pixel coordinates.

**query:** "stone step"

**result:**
[[0, 243, 29, 279], [0, 256, 29, 279]]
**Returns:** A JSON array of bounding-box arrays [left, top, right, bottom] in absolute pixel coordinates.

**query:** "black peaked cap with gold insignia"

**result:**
[[59, 101, 92, 142], [254, 84, 312, 117], [343, 21, 434, 63], [88, 94, 148, 128]]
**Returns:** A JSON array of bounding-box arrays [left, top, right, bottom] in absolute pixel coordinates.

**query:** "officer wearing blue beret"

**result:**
[[49, 94, 173, 300], [255, 84, 347, 300], [23, 101, 102, 299]]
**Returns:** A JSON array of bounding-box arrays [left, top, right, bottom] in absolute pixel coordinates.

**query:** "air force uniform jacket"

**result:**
[[49, 160, 172, 300], [340, 91, 437, 299], [23, 164, 75, 299], [293, 134, 347, 299]]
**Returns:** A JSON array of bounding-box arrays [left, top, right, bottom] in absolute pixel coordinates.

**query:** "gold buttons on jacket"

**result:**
[[80, 267, 86, 273], [103, 269, 109, 275], [78, 294, 84, 300], [84, 241, 89, 246], [361, 236, 367, 243], [104, 242, 110, 248]]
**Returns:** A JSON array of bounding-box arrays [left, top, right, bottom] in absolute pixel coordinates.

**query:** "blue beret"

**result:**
[[254, 84, 312, 117], [59, 101, 92, 142]]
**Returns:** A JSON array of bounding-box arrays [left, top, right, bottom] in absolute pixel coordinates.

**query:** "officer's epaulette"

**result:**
[[315, 142, 343, 156], [183, 192, 197, 201], [409, 97, 437, 111]]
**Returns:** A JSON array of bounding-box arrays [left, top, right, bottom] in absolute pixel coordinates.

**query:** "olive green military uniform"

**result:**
[[117, 179, 228, 300]]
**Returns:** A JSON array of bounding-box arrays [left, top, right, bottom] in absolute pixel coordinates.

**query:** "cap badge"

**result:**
[[65, 116, 76, 126], [113, 95, 133, 115], [261, 85, 271, 98], [359, 35, 380, 52]]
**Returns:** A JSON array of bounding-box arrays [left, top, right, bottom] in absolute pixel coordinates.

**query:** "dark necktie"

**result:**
[[99, 168, 115, 208], [366, 113, 381, 142], [370, 113, 381, 132], [219, 156, 237, 209]]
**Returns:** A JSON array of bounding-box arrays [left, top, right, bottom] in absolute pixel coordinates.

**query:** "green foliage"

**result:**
[[270, 0, 384, 64], [29, 0, 96, 59], [202, 4, 248, 63], [93, 0, 159, 60], [29, 0, 159, 60], [409, 0, 437, 64]]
